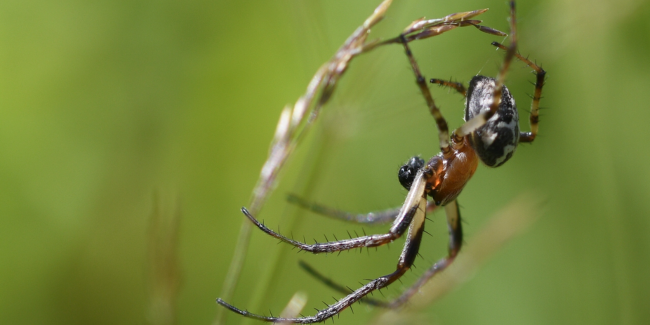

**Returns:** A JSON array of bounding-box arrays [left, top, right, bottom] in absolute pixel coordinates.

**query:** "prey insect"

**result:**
[[217, 1, 545, 323]]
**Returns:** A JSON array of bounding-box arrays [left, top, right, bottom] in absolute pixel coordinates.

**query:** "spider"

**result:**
[[217, 1, 545, 323]]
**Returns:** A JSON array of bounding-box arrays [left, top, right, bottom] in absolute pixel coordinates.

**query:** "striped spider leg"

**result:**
[[430, 43, 546, 150], [217, 1, 545, 322]]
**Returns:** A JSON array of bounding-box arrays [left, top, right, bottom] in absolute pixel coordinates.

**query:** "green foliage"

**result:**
[[1, 0, 649, 324]]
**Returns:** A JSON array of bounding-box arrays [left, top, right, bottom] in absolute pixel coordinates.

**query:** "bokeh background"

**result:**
[[1, 0, 649, 324]]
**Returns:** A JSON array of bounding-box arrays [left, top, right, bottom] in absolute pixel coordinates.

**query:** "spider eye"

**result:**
[[398, 157, 425, 190]]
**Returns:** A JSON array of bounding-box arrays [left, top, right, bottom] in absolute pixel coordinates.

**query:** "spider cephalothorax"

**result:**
[[218, 1, 545, 323]]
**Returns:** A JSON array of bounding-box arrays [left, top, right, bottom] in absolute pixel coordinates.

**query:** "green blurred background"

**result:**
[[1, 0, 649, 324]]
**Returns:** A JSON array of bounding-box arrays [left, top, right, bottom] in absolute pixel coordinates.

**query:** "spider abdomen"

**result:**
[[465, 75, 519, 167]]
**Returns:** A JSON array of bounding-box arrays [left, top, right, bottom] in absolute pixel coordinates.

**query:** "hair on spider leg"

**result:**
[[419, 254, 435, 266], [524, 92, 545, 103]]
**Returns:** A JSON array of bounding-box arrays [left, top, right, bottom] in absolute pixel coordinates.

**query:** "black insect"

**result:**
[[217, 1, 545, 323]]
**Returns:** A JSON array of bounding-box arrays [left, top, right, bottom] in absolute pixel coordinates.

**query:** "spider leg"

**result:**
[[297, 260, 388, 307], [429, 78, 467, 97], [296, 199, 463, 310], [386, 199, 462, 308], [455, 1, 518, 138], [444, 199, 463, 256], [489, 42, 546, 143], [217, 180, 429, 323], [241, 171, 429, 254], [287, 193, 438, 225], [399, 34, 452, 156]]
